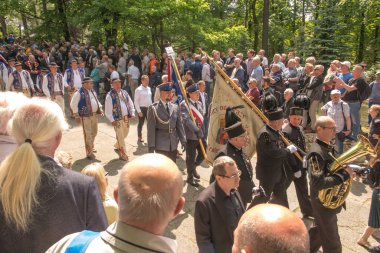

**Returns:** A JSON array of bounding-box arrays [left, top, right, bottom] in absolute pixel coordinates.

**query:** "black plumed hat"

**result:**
[[225, 105, 244, 129], [262, 93, 278, 112], [294, 94, 311, 110]]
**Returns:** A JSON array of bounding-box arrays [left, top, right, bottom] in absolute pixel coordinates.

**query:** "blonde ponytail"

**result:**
[[0, 143, 42, 232], [0, 98, 68, 232]]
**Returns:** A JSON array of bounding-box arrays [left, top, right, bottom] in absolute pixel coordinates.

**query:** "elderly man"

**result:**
[[105, 78, 135, 161], [195, 156, 245, 253], [70, 77, 103, 159], [321, 89, 351, 154], [147, 82, 186, 162], [250, 56, 263, 91], [303, 64, 325, 132], [282, 88, 294, 119], [232, 204, 309, 253], [308, 116, 354, 253], [7, 61, 35, 97], [269, 63, 283, 93], [336, 65, 367, 141], [47, 154, 185, 253]]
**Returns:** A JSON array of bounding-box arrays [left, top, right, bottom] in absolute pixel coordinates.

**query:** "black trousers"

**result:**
[[137, 107, 148, 138], [249, 173, 289, 209], [156, 149, 177, 163], [309, 201, 342, 253], [186, 139, 204, 180], [294, 170, 313, 216]]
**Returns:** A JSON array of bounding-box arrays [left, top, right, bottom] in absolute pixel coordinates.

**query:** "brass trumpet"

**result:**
[[318, 134, 375, 209]]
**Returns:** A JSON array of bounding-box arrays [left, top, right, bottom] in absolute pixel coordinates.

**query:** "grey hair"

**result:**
[[212, 156, 236, 176]]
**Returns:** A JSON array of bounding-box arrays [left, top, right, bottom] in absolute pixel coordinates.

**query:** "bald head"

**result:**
[[116, 154, 184, 234], [233, 204, 309, 253]]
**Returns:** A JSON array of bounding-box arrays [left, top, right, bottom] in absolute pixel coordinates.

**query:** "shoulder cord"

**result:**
[[151, 105, 170, 125]]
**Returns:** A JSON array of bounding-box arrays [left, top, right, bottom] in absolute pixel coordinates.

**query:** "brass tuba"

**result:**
[[319, 134, 376, 209]]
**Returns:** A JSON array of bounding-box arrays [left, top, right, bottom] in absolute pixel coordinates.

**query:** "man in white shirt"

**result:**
[[126, 59, 140, 99], [258, 49, 268, 67], [134, 75, 152, 142], [64, 59, 85, 116], [105, 78, 135, 161], [7, 61, 35, 97], [70, 77, 103, 159], [42, 62, 65, 114]]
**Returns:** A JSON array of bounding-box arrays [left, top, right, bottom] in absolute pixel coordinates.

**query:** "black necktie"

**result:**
[[166, 103, 170, 115]]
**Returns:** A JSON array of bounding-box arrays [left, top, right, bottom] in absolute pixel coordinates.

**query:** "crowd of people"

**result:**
[[1, 37, 380, 253]]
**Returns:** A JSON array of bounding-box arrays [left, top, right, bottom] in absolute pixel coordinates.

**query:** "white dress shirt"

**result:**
[[134, 84, 152, 113], [127, 65, 140, 80], [105, 90, 135, 122], [7, 70, 33, 91], [42, 74, 64, 98], [63, 68, 83, 89], [70, 89, 101, 114], [202, 63, 212, 82]]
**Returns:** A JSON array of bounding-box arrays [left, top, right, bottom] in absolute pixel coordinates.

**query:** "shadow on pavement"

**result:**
[[165, 212, 189, 239], [72, 157, 102, 172], [351, 180, 368, 196], [104, 159, 128, 176]]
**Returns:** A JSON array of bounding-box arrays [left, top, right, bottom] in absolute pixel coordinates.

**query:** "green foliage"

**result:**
[[0, 0, 378, 66]]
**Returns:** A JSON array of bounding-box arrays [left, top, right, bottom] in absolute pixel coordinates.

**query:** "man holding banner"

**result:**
[[180, 82, 205, 187]]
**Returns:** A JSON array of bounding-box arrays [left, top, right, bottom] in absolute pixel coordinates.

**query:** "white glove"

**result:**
[[294, 170, 302, 178], [287, 144, 297, 154]]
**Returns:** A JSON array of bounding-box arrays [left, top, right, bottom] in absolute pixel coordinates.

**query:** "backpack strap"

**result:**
[[65, 230, 100, 253]]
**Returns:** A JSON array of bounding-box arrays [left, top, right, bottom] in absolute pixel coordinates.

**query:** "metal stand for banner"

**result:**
[[200, 49, 303, 162]]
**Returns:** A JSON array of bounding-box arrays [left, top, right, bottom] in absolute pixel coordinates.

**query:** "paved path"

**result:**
[[60, 116, 377, 253]]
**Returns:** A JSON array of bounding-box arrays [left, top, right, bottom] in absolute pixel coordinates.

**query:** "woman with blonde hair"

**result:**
[[0, 98, 107, 253], [81, 163, 118, 224]]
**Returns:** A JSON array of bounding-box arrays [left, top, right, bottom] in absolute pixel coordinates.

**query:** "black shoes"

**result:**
[[193, 170, 200, 179], [186, 178, 200, 187]]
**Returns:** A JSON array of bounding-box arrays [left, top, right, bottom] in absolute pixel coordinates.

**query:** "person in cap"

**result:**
[[42, 62, 65, 113], [35, 67, 49, 97], [368, 70, 380, 124], [321, 89, 351, 154], [212, 106, 256, 206], [1, 58, 16, 89], [249, 94, 297, 208], [337, 60, 353, 94], [6, 61, 35, 97], [180, 82, 205, 187], [105, 78, 135, 161], [195, 156, 245, 253], [147, 82, 186, 162], [282, 106, 313, 218], [63, 58, 86, 116], [70, 77, 103, 159]]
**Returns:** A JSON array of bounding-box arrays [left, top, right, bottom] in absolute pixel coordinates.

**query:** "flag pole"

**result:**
[[168, 56, 212, 166], [199, 48, 303, 162]]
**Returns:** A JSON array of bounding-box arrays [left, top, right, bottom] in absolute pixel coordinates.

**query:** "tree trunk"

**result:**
[[356, 11, 365, 63], [262, 0, 269, 54], [0, 16, 7, 37], [244, 0, 249, 28], [251, 0, 259, 52], [21, 14, 29, 38], [42, 0, 47, 13], [291, 0, 297, 47], [56, 0, 70, 41], [374, 24, 379, 65]]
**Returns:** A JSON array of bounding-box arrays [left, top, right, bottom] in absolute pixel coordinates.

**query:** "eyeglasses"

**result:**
[[220, 170, 242, 179], [322, 126, 336, 131]]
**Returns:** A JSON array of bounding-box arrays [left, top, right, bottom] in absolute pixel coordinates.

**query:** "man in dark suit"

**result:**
[[195, 156, 245, 253], [147, 82, 186, 162]]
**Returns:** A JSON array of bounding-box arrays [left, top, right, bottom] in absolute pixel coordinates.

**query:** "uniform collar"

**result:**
[[266, 124, 280, 136], [316, 138, 334, 150]]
